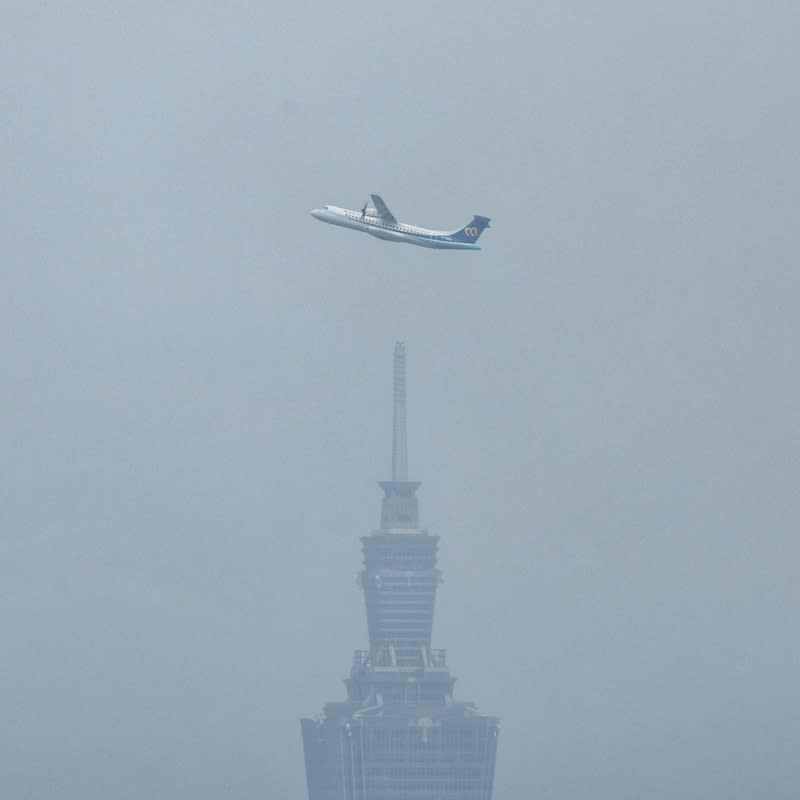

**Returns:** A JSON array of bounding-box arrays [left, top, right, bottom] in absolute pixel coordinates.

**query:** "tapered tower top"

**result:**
[[379, 342, 421, 530]]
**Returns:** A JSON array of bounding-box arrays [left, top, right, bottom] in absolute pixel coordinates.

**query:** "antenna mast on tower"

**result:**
[[392, 341, 408, 482]]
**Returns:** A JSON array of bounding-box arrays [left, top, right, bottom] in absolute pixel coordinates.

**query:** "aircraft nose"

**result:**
[[310, 208, 325, 220]]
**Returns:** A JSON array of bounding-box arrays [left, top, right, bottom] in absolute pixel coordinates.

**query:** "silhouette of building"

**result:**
[[301, 342, 499, 800]]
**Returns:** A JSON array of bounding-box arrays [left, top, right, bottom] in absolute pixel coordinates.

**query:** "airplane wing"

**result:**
[[370, 194, 397, 225]]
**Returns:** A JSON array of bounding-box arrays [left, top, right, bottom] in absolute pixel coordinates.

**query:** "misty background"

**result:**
[[2, 2, 798, 798]]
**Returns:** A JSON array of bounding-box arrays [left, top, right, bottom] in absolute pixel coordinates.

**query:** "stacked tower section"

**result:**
[[300, 343, 498, 800]]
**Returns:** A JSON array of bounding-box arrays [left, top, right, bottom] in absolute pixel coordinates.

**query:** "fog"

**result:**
[[2, 2, 799, 798]]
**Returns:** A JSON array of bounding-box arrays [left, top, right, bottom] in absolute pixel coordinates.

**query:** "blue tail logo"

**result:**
[[450, 215, 491, 243]]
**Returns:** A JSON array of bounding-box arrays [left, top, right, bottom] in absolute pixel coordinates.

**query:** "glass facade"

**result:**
[[302, 714, 498, 800]]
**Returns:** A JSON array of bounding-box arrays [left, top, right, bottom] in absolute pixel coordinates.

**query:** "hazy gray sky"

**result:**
[[2, 2, 799, 798]]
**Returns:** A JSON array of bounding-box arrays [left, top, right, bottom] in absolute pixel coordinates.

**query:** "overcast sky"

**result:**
[[2, 2, 799, 798]]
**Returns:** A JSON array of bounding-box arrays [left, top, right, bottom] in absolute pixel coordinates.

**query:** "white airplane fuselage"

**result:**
[[310, 203, 490, 250]]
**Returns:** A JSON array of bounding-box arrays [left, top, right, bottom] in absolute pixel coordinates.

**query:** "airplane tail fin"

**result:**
[[449, 215, 491, 243]]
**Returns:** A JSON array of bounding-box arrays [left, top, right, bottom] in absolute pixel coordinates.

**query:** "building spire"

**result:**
[[378, 342, 421, 531], [392, 341, 408, 481]]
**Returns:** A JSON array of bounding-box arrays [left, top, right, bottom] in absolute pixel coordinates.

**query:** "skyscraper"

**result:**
[[301, 343, 499, 800]]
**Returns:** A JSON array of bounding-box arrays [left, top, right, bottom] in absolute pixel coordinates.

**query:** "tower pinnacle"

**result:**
[[379, 342, 420, 530], [392, 341, 408, 481]]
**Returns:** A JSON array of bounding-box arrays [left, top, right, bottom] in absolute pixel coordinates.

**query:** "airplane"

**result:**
[[310, 195, 490, 250]]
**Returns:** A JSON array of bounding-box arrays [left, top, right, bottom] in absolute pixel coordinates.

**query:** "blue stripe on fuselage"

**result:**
[[404, 233, 480, 249], [323, 208, 479, 249]]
